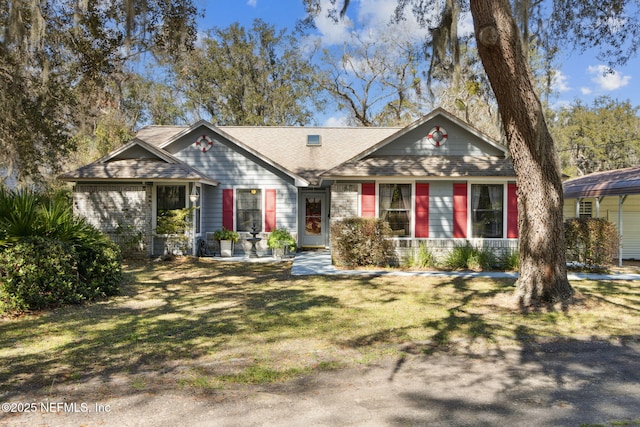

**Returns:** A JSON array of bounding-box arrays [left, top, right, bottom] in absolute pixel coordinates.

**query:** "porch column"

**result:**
[[618, 195, 627, 267], [575, 198, 582, 218], [595, 196, 603, 218]]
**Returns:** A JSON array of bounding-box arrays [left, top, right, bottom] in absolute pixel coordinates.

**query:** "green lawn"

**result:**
[[1, 258, 639, 395]]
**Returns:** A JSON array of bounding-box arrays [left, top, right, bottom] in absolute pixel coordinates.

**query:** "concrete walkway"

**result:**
[[291, 250, 640, 280]]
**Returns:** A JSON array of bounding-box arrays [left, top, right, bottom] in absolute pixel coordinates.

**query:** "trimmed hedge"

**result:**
[[331, 217, 396, 268], [565, 217, 619, 269]]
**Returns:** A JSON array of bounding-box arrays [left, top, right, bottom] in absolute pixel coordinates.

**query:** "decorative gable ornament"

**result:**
[[195, 135, 213, 152], [427, 126, 448, 147]]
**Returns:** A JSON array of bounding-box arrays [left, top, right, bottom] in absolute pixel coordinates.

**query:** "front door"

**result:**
[[299, 191, 327, 248]]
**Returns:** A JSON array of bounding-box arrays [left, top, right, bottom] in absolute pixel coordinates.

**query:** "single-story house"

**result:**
[[59, 108, 519, 258], [563, 166, 640, 263]]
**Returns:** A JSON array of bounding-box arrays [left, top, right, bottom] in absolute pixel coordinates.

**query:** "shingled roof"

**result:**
[[135, 125, 401, 186], [59, 139, 218, 185], [219, 126, 401, 184], [563, 166, 640, 198], [323, 155, 516, 178]]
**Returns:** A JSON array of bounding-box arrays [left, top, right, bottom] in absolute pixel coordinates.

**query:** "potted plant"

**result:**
[[267, 228, 297, 258], [213, 227, 239, 257]]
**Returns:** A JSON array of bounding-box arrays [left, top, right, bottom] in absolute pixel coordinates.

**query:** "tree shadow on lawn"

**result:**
[[0, 259, 341, 401], [381, 276, 640, 426], [389, 332, 640, 426]]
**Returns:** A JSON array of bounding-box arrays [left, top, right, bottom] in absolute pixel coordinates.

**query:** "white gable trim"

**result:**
[[343, 108, 507, 164], [159, 121, 310, 188], [88, 138, 219, 186]]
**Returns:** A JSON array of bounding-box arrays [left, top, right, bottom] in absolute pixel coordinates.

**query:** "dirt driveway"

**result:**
[[3, 338, 639, 426]]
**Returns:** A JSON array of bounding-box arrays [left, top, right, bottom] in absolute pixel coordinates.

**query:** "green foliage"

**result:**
[[551, 96, 640, 177], [267, 228, 297, 251], [499, 250, 520, 271], [174, 19, 320, 126], [0, 188, 122, 314], [114, 223, 146, 257], [156, 208, 194, 255], [213, 227, 240, 243], [1, 0, 198, 181], [156, 208, 193, 235], [565, 218, 619, 270], [443, 242, 496, 271], [404, 242, 436, 269], [331, 217, 396, 268], [0, 237, 79, 312]]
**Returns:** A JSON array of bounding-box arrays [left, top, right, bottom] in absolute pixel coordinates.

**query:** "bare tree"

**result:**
[[315, 27, 426, 126]]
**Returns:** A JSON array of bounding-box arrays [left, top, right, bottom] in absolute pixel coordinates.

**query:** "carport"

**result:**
[[563, 166, 640, 266]]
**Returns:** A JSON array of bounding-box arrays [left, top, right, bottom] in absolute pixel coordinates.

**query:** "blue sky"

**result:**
[[197, 0, 640, 122]]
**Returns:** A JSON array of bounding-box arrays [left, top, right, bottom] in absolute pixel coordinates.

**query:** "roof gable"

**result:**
[[59, 138, 218, 185], [219, 126, 399, 185], [345, 108, 506, 162], [158, 121, 310, 187]]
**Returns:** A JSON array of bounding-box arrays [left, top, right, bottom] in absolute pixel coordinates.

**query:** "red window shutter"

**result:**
[[415, 183, 429, 238], [453, 183, 467, 238], [222, 189, 234, 230], [361, 183, 376, 217], [265, 189, 277, 232], [507, 183, 518, 238]]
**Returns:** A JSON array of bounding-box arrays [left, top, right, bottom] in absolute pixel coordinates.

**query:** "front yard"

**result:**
[[1, 258, 639, 399]]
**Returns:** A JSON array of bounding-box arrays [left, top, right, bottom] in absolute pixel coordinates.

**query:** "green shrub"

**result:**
[[331, 217, 396, 268], [564, 218, 618, 270], [0, 237, 79, 312], [114, 223, 146, 257], [75, 239, 122, 299], [405, 242, 436, 268], [267, 228, 297, 251], [156, 208, 194, 255], [0, 187, 122, 314], [499, 249, 519, 271], [443, 242, 496, 271]]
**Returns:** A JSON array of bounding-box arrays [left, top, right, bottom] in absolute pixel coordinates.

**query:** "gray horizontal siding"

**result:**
[[429, 181, 453, 238], [375, 117, 503, 157], [172, 132, 298, 236]]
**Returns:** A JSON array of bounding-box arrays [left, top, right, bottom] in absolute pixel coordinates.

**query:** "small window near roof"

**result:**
[[307, 135, 321, 146]]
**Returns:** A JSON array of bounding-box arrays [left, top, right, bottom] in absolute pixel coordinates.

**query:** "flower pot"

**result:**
[[220, 240, 234, 257]]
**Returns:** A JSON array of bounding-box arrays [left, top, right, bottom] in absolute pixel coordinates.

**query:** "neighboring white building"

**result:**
[[563, 166, 640, 261]]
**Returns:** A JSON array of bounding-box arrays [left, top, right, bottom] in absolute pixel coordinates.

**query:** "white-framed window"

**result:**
[[579, 201, 593, 218], [379, 183, 411, 237], [470, 184, 504, 238], [236, 189, 262, 232], [157, 185, 187, 215]]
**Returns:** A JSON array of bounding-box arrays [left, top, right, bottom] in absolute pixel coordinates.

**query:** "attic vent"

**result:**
[[307, 135, 321, 146]]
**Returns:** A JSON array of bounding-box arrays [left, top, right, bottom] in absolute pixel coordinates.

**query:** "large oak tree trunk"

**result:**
[[470, 0, 574, 305]]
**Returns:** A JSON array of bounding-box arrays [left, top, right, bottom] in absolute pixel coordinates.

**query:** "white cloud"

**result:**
[[323, 115, 349, 127], [552, 70, 570, 93], [357, 0, 397, 28], [357, 0, 431, 41], [247, 0, 257, 7], [457, 11, 474, 37], [580, 87, 592, 95], [311, 0, 431, 48], [312, 0, 353, 46], [588, 64, 631, 91]]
